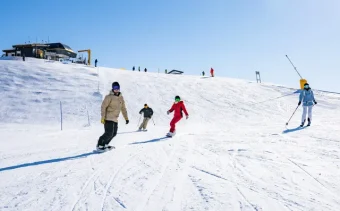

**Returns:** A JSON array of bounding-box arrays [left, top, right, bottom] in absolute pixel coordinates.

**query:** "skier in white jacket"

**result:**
[[298, 83, 317, 127]]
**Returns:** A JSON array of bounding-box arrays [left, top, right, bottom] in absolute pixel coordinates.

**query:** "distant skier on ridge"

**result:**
[[166, 96, 189, 137], [298, 82, 317, 127]]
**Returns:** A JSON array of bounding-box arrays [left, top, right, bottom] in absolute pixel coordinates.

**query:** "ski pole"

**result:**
[[252, 92, 296, 105], [286, 105, 300, 126], [151, 117, 155, 126], [137, 114, 142, 127]]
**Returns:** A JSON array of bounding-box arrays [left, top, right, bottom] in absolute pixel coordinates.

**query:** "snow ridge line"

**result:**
[[287, 158, 325, 187], [286, 157, 338, 200]]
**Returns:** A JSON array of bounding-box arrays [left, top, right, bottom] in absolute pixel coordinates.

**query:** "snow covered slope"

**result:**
[[0, 58, 339, 211]]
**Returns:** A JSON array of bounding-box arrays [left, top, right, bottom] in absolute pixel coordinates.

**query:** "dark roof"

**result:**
[[12, 43, 49, 48], [2, 42, 76, 57], [47, 43, 75, 53], [168, 70, 184, 74], [2, 49, 16, 52]]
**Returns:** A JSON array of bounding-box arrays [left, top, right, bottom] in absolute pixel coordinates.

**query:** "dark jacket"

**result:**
[[139, 107, 153, 118]]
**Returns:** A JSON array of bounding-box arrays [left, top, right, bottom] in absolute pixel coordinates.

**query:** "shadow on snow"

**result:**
[[129, 136, 170, 145], [0, 151, 97, 172], [283, 126, 308, 134]]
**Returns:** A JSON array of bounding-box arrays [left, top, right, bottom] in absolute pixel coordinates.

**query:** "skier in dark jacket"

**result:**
[[139, 104, 153, 131]]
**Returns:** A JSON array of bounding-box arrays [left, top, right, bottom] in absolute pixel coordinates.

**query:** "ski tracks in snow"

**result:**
[[130, 134, 194, 211], [71, 147, 146, 211], [136, 134, 193, 211], [100, 149, 146, 210], [227, 148, 261, 211]]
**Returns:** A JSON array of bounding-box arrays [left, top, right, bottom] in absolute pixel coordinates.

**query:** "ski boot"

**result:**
[[96, 145, 105, 151], [300, 119, 305, 127], [166, 130, 176, 137], [307, 118, 311, 126], [105, 144, 115, 150]]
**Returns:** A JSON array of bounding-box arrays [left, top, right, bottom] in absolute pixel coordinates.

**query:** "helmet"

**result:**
[[112, 82, 120, 90], [304, 83, 310, 89], [175, 96, 180, 102]]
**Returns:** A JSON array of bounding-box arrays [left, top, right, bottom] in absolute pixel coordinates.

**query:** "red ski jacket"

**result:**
[[168, 101, 188, 118]]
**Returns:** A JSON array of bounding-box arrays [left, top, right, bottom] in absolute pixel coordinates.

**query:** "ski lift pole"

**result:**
[[285, 55, 303, 79]]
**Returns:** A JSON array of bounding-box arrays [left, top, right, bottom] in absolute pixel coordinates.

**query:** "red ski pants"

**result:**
[[170, 116, 182, 133]]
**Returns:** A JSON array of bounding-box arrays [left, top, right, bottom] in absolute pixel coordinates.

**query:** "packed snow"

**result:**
[[0, 58, 339, 211]]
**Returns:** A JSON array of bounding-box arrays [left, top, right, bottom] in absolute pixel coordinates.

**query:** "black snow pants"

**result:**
[[97, 121, 118, 146]]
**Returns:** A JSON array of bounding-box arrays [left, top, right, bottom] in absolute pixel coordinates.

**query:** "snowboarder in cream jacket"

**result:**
[[97, 82, 129, 150]]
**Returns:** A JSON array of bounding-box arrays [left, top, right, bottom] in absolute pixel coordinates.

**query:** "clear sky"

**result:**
[[1, 0, 339, 92]]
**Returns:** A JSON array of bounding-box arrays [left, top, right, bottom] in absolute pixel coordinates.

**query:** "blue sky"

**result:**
[[1, 0, 339, 92]]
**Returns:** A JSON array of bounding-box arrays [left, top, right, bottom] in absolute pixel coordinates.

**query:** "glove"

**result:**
[[126, 120, 129, 124], [186, 115, 189, 119], [314, 101, 317, 105], [298, 101, 301, 106], [101, 118, 105, 124], [167, 111, 170, 115]]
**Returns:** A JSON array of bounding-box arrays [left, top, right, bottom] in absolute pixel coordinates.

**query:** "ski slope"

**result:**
[[0, 58, 340, 211]]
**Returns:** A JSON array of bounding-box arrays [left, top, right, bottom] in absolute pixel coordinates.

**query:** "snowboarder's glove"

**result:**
[[101, 118, 105, 124], [314, 101, 317, 105], [167, 111, 170, 115], [298, 101, 301, 106], [186, 115, 189, 119], [126, 120, 129, 124]]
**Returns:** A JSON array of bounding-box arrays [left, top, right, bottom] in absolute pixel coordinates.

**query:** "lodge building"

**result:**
[[2, 42, 77, 60]]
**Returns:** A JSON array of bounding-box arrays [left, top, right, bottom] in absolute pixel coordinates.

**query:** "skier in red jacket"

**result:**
[[166, 96, 189, 137], [210, 67, 214, 77]]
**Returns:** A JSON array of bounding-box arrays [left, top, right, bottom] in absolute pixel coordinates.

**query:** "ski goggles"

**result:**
[[113, 86, 120, 90], [175, 98, 180, 102], [304, 84, 309, 88]]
